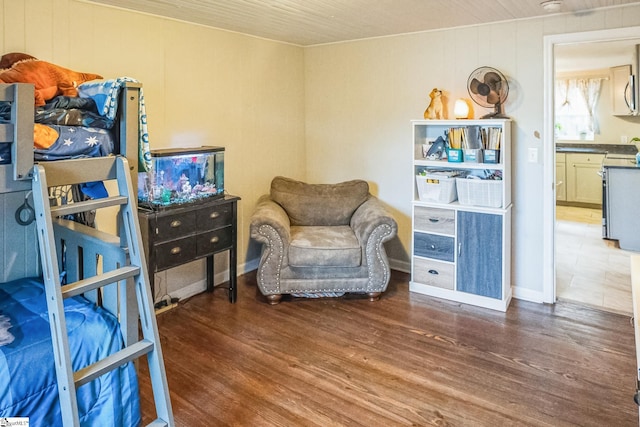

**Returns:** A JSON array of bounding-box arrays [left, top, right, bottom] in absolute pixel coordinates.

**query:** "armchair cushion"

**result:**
[[289, 226, 361, 267], [270, 176, 369, 226]]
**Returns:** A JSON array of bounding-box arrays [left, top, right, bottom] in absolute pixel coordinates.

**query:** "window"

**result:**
[[555, 78, 603, 141]]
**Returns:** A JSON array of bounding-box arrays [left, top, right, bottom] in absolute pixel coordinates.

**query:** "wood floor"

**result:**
[[139, 271, 638, 426]]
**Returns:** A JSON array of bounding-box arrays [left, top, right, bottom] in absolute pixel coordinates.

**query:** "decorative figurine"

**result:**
[[424, 88, 444, 120]]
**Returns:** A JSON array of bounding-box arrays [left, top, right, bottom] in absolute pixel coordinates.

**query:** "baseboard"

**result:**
[[242, 258, 260, 274], [390, 258, 410, 274], [170, 257, 545, 306], [169, 258, 261, 301], [512, 286, 545, 303], [170, 278, 207, 301]]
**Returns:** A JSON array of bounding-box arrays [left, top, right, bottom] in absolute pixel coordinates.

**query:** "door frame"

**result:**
[[542, 26, 640, 304]]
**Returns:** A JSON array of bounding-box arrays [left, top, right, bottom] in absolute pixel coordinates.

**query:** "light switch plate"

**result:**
[[528, 147, 538, 163]]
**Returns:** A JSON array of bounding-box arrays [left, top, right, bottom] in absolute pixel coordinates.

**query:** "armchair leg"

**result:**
[[266, 294, 283, 305], [367, 292, 381, 302]]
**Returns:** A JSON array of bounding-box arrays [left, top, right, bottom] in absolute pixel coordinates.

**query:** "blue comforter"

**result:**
[[33, 125, 114, 161], [0, 277, 141, 426]]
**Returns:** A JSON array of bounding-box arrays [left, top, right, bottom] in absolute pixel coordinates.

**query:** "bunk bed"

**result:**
[[0, 62, 170, 425]]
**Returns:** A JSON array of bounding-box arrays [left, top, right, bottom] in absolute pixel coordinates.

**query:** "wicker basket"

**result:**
[[415, 173, 457, 203], [455, 178, 502, 208]]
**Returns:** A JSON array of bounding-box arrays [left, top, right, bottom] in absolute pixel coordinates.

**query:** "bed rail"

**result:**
[[0, 81, 141, 194], [0, 83, 34, 192], [53, 217, 138, 345]]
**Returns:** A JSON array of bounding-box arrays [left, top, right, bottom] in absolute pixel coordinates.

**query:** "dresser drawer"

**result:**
[[413, 232, 454, 262], [412, 257, 454, 290], [154, 236, 197, 271], [155, 211, 197, 241], [196, 226, 233, 256], [197, 203, 233, 230], [414, 206, 455, 235]]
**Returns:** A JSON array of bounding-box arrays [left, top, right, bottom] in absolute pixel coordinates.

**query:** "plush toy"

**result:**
[[0, 53, 102, 106], [0, 52, 36, 69], [33, 124, 59, 149], [424, 88, 443, 120]]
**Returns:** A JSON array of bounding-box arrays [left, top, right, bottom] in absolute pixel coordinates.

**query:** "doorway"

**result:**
[[543, 26, 640, 312]]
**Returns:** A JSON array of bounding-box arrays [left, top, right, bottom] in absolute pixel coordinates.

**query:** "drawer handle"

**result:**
[[210, 236, 219, 243], [430, 244, 436, 250], [428, 269, 439, 275], [428, 218, 440, 223], [210, 212, 220, 219], [170, 247, 181, 255], [170, 220, 182, 228]]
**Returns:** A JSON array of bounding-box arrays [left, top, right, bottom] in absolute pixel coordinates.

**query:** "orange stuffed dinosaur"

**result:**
[[0, 53, 102, 106]]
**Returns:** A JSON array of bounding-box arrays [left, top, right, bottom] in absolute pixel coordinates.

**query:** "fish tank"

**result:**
[[138, 146, 224, 209]]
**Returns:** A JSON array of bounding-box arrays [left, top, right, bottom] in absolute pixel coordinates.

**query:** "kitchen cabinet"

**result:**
[[565, 153, 604, 205], [410, 119, 512, 312], [556, 153, 566, 201]]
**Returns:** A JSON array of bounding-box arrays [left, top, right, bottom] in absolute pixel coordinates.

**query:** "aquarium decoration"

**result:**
[[138, 146, 225, 209]]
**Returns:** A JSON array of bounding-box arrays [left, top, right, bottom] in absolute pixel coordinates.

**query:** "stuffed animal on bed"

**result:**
[[0, 53, 102, 106], [0, 52, 36, 69]]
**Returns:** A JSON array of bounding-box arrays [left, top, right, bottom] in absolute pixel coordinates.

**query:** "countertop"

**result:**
[[603, 155, 639, 169], [556, 143, 638, 155]]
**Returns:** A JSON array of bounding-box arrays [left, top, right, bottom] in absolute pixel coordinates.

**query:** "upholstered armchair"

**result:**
[[250, 176, 398, 304]]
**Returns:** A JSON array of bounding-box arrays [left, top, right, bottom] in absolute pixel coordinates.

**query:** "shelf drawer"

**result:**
[[197, 226, 232, 256], [197, 203, 233, 230], [154, 236, 197, 271], [155, 211, 197, 241], [413, 232, 454, 262], [412, 257, 454, 290], [414, 206, 455, 235]]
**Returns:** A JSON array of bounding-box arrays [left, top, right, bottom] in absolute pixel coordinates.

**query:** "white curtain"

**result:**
[[576, 78, 603, 134]]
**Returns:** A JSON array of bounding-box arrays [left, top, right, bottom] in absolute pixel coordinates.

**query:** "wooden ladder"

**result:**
[[31, 156, 174, 426]]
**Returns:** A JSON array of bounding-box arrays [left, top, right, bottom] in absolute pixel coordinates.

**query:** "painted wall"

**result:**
[[3, 0, 640, 303], [304, 5, 640, 301], [0, 0, 305, 300]]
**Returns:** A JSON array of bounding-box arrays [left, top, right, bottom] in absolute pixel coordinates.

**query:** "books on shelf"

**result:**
[[447, 126, 502, 150]]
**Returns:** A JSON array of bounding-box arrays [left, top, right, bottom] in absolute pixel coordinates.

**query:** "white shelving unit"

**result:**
[[410, 119, 513, 312]]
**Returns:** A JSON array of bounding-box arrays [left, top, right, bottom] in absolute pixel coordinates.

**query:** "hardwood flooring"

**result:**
[[139, 271, 638, 426]]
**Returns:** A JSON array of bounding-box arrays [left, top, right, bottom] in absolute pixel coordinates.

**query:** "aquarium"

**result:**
[[138, 146, 224, 208]]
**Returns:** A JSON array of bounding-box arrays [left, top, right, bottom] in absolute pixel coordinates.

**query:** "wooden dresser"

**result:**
[[138, 195, 240, 303]]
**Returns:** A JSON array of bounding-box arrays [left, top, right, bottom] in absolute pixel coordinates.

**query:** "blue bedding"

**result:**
[[33, 125, 114, 161], [0, 277, 141, 426]]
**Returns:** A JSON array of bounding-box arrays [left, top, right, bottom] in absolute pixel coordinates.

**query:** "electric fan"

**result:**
[[467, 66, 509, 119]]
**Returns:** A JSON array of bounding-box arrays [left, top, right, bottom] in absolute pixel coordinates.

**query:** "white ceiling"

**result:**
[[87, 0, 640, 46]]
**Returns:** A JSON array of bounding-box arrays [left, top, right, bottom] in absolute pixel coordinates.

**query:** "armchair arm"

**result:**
[[250, 194, 291, 245], [351, 196, 397, 246], [351, 196, 398, 291], [250, 195, 291, 294]]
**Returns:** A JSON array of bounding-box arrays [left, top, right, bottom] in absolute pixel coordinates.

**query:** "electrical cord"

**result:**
[[15, 191, 35, 226]]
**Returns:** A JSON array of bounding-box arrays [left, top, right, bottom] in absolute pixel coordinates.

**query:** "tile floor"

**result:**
[[556, 205, 633, 315]]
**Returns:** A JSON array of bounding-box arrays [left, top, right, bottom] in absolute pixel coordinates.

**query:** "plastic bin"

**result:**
[[463, 148, 483, 163], [416, 172, 459, 203], [483, 149, 500, 164], [455, 178, 502, 208]]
